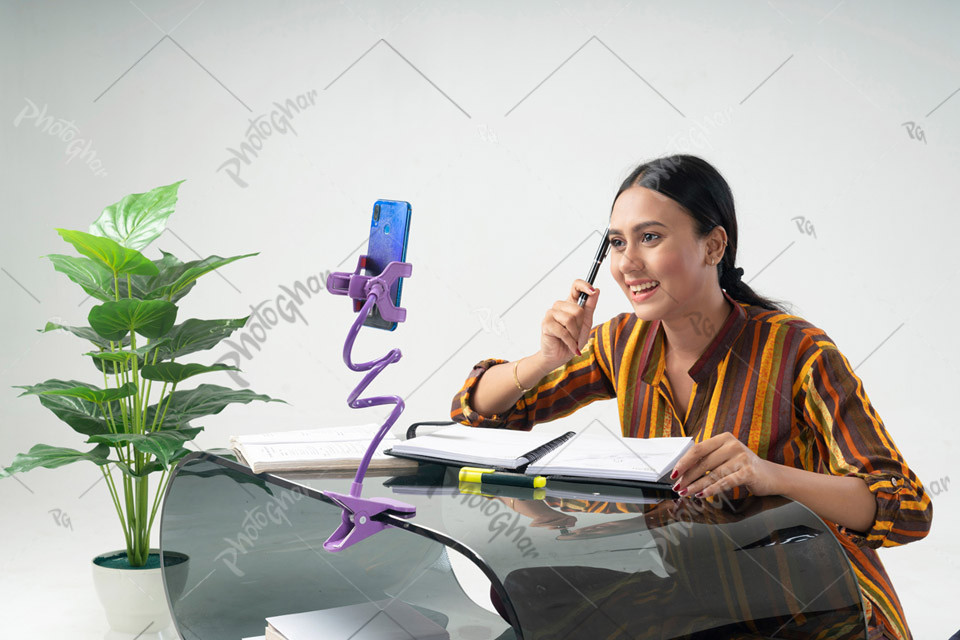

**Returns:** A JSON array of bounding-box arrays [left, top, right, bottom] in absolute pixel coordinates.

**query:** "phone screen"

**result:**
[[362, 200, 411, 331]]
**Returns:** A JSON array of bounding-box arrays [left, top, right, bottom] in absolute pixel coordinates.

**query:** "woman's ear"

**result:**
[[705, 227, 728, 264]]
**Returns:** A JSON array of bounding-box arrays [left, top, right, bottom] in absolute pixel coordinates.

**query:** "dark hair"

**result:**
[[611, 154, 792, 314]]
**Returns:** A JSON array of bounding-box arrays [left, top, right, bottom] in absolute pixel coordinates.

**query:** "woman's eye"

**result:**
[[609, 234, 659, 250]]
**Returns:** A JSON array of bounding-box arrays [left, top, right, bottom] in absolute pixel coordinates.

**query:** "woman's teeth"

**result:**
[[630, 282, 659, 293]]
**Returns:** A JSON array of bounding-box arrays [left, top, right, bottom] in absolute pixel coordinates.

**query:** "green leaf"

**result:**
[[88, 428, 201, 466], [2, 443, 111, 476], [15, 380, 116, 436], [147, 384, 281, 429], [41, 322, 122, 350], [89, 180, 185, 251], [38, 381, 137, 404], [45, 254, 116, 302], [147, 253, 257, 301], [56, 229, 158, 276], [122, 250, 194, 303], [113, 460, 165, 478], [85, 338, 169, 362], [140, 363, 239, 384], [88, 299, 178, 341], [154, 317, 248, 361], [84, 339, 169, 376]]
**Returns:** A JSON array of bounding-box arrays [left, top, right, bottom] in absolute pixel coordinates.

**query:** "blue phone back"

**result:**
[[364, 200, 411, 330]]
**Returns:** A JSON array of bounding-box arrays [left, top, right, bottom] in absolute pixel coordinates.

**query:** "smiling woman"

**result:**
[[450, 154, 933, 640]]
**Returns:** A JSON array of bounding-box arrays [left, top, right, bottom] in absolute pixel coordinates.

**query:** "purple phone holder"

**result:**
[[326, 255, 411, 324], [322, 255, 416, 552]]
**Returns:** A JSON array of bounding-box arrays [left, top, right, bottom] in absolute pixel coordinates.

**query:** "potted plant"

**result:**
[[1, 180, 279, 639]]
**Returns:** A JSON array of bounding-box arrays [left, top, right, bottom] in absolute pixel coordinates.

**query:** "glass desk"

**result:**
[[159, 452, 866, 640]]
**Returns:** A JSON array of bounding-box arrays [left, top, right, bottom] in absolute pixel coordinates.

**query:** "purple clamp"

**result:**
[[326, 256, 411, 324], [322, 491, 416, 552], [321, 254, 416, 552]]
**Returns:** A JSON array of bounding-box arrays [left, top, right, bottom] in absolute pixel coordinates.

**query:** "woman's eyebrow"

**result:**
[[608, 221, 668, 236]]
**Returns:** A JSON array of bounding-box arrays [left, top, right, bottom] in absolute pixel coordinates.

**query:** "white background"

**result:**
[[1, 1, 957, 638]]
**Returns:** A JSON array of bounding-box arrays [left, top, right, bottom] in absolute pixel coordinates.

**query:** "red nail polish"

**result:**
[[695, 491, 704, 498], [678, 488, 687, 496], [576, 348, 582, 356], [672, 482, 680, 492], [670, 469, 678, 480]]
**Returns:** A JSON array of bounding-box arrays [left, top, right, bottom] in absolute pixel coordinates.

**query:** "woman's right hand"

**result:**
[[539, 279, 600, 368]]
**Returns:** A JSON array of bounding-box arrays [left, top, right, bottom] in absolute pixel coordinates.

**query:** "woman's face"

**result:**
[[608, 186, 719, 321]]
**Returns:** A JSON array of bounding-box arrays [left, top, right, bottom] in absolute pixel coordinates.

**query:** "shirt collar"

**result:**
[[638, 289, 749, 386]]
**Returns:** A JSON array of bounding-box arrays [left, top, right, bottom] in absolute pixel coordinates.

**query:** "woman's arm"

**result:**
[[471, 353, 557, 418], [674, 343, 932, 547], [767, 461, 876, 533], [671, 433, 876, 532]]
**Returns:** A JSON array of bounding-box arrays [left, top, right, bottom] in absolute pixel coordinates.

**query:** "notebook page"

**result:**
[[388, 425, 571, 468], [527, 434, 693, 481]]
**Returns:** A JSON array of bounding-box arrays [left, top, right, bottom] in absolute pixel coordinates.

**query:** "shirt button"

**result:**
[[891, 477, 900, 486]]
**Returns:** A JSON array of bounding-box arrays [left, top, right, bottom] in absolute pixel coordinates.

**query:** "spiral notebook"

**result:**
[[384, 424, 575, 471], [386, 423, 693, 486]]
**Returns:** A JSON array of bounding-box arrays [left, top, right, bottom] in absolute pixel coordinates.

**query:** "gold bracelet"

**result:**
[[513, 360, 534, 393]]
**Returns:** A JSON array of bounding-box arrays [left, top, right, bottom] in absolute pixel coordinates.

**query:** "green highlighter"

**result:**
[[459, 466, 547, 489]]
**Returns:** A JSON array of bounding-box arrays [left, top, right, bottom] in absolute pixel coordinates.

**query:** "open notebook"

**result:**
[[385, 424, 693, 485], [229, 424, 418, 474], [526, 433, 694, 484]]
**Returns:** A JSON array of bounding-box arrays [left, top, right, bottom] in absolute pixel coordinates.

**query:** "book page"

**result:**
[[528, 433, 693, 481], [389, 424, 572, 468]]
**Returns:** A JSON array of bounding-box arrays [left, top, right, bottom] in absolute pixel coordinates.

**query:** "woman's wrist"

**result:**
[[763, 458, 788, 497], [517, 353, 556, 391]]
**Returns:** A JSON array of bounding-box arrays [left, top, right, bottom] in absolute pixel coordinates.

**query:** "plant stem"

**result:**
[[150, 382, 169, 431], [110, 348, 129, 433], [130, 331, 140, 435], [156, 383, 177, 430], [145, 467, 170, 537], [101, 464, 131, 547]]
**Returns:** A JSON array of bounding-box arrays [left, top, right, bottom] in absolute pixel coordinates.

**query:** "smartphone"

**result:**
[[361, 199, 412, 331]]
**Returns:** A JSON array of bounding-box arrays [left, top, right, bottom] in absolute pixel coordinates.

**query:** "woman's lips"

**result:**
[[629, 283, 659, 301]]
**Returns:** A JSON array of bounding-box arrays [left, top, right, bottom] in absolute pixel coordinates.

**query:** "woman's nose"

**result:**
[[618, 245, 644, 271]]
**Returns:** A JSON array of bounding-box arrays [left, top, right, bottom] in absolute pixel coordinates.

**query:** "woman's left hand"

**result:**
[[670, 433, 782, 499]]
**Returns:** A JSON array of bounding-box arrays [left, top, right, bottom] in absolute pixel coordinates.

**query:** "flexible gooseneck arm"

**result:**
[[321, 256, 416, 552], [341, 291, 404, 498]]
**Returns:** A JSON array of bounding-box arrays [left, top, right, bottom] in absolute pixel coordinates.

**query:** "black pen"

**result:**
[[577, 228, 610, 307]]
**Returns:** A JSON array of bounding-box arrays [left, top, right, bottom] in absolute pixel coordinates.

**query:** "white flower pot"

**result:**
[[91, 549, 189, 640]]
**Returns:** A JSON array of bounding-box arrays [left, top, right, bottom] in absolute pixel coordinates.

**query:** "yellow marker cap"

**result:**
[[459, 467, 495, 483]]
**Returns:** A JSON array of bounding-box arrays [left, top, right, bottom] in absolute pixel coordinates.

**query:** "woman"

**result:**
[[450, 154, 932, 640]]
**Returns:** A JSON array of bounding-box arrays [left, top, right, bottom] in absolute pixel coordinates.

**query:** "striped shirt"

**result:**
[[450, 289, 933, 640]]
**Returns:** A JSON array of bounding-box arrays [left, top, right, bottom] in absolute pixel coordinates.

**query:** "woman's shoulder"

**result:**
[[591, 312, 651, 345], [740, 304, 852, 383], [741, 302, 838, 350]]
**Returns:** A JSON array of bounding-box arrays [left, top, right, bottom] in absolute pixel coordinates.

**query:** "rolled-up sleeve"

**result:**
[[799, 343, 933, 548], [450, 323, 616, 431]]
